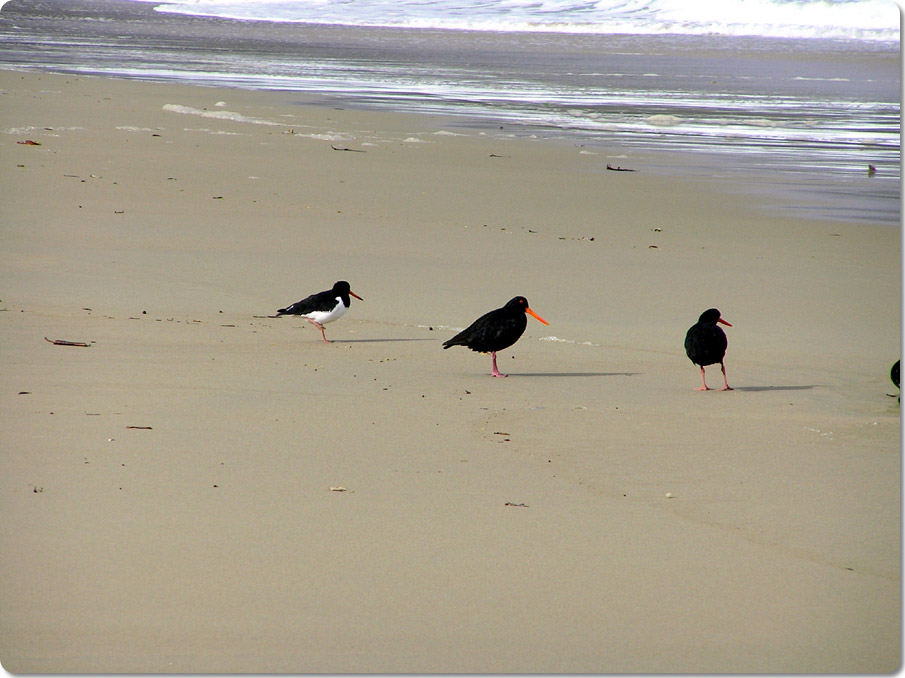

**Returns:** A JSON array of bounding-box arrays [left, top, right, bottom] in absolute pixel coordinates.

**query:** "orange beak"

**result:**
[[526, 307, 549, 325], [718, 317, 731, 327], [350, 291, 363, 301]]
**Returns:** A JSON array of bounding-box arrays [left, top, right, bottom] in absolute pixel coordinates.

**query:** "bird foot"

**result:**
[[490, 352, 507, 377], [307, 319, 330, 343]]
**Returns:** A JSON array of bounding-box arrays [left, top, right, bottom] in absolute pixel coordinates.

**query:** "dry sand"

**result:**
[[0, 69, 900, 673]]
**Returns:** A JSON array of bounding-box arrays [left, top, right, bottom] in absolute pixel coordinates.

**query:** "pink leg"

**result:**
[[308, 319, 330, 343], [490, 351, 507, 378], [694, 366, 711, 391], [719, 363, 732, 391]]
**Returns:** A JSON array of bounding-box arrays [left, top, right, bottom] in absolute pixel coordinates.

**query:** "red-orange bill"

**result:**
[[527, 307, 549, 325], [351, 291, 364, 301], [718, 318, 731, 327]]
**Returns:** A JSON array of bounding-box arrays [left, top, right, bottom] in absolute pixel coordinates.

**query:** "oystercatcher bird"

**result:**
[[442, 296, 548, 377], [276, 280, 363, 343], [684, 308, 732, 391]]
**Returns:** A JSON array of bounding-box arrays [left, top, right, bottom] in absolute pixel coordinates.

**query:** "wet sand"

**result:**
[[0, 69, 899, 673]]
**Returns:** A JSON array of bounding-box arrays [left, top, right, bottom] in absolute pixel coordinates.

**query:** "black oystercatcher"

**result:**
[[443, 296, 549, 377], [684, 308, 732, 391], [892, 360, 900, 389], [276, 280, 363, 343]]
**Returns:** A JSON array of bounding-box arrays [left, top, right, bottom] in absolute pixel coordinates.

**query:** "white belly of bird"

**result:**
[[305, 297, 347, 325]]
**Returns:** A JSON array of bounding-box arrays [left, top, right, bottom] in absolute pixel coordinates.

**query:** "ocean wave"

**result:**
[[137, 0, 900, 42]]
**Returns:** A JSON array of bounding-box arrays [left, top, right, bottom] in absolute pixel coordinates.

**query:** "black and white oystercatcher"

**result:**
[[684, 308, 732, 391], [276, 280, 363, 343], [443, 296, 549, 377]]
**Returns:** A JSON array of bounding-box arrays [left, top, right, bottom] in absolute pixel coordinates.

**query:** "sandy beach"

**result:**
[[0, 69, 900, 673]]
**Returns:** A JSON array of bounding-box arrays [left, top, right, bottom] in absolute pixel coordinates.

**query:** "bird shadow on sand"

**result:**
[[509, 372, 640, 378], [733, 385, 823, 392], [334, 337, 436, 344]]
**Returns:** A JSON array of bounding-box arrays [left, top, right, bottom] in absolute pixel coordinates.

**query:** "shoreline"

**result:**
[[1, 0, 899, 226], [4, 62, 899, 227], [0, 69, 900, 673]]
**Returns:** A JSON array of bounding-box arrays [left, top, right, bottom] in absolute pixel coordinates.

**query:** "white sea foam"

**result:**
[[162, 103, 284, 126], [2, 126, 84, 134], [299, 132, 349, 141], [183, 128, 247, 136], [539, 336, 596, 346], [137, 0, 900, 42]]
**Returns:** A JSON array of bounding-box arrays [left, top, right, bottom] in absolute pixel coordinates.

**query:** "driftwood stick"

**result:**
[[44, 337, 90, 347], [331, 145, 366, 153]]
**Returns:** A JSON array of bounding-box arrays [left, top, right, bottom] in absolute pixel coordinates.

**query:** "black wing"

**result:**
[[443, 307, 527, 353], [277, 289, 334, 316], [684, 323, 727, 367]]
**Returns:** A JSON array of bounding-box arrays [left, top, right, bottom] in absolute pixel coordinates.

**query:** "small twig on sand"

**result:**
[[606, 163, 637, 172], [44, 337, 90, 347], [331, 145, 366, 153]]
